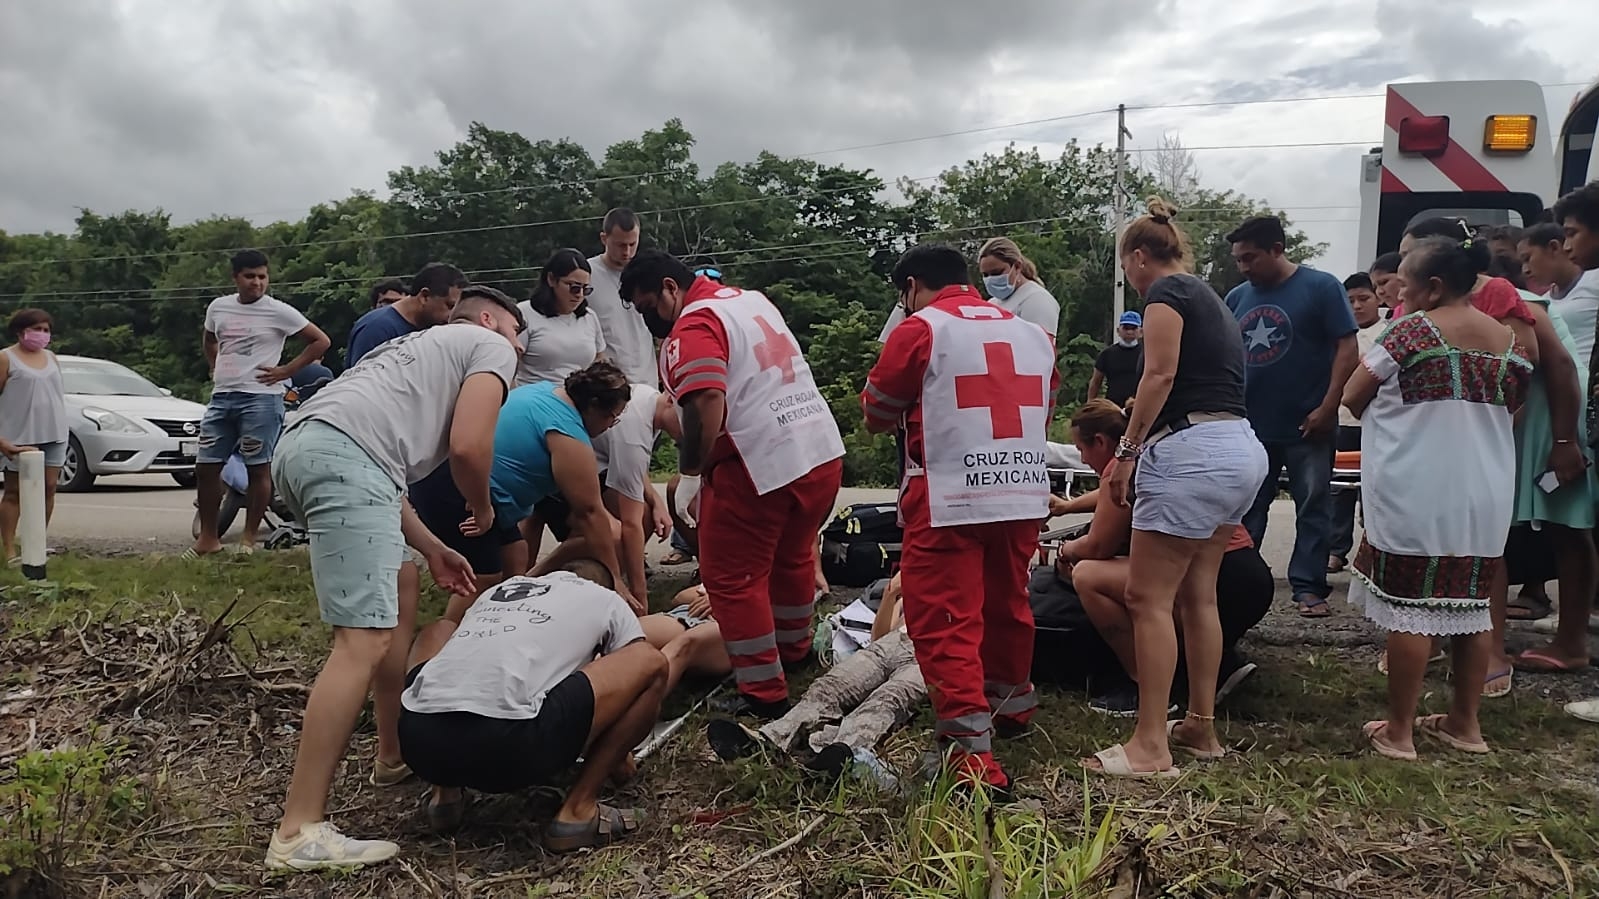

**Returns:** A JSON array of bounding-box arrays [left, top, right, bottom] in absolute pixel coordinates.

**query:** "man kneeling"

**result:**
[[398, 559, 667, 852]]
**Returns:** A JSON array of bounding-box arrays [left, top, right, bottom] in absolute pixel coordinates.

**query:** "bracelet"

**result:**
[[1185, 711, 1216, 722], [1114, 436, 1142, 460], [1555, 439, 1574, 445]]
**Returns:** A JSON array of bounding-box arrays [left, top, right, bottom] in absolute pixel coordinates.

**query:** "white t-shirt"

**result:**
[[401, 572, 645, 719], [587, 255, 658, 385], [593, 384, 659, 503], [294, 323, 518, 488], [1339, 319, 1388, 428], [877, 280, 1061, 343], [204, 294, 311, 394], [1549, 269, 1599, 372], [514, 301, 605, 386]]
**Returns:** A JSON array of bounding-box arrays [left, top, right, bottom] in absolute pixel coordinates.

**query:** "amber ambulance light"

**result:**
[[1397, 115, 1449, 157], [1483, 115, 1536, 153]]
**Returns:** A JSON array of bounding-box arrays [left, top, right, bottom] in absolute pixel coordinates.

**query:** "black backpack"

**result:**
[[1027, 563, 1122, 686], [820, 502, 902, 587]]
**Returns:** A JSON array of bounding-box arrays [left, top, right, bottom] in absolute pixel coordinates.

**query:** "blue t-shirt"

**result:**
[[490, 382, 591, 520], [1225, 266, 1357, 443], [346, 306, 421, 368]]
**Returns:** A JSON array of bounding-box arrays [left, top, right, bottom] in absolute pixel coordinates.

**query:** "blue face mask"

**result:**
[[983, 274, 1016, 300]]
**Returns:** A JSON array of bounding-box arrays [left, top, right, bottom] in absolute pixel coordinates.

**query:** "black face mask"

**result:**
[[642, 306, 674, 339]]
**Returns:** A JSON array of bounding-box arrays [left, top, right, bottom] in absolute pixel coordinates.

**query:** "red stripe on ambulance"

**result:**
[[1385, 87, 1508, 193], [1380, 167, 1411, 194]]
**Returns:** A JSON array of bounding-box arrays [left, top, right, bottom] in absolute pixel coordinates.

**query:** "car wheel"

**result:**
[[57, 436, 96, 492], [171, 470, 197, 488]]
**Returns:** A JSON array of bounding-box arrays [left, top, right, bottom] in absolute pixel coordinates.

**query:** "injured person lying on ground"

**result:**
[[698, 572, 928, 783], [396, 559, 668, 853]]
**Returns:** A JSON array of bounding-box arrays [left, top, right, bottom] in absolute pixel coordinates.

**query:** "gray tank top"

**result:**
[[0, 348, 69, 444]]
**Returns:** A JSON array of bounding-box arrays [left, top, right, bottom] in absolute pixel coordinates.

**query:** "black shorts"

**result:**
[[409, 463, 520, 575], [398, 664, 595, 793], [532, 471, 608, 543]]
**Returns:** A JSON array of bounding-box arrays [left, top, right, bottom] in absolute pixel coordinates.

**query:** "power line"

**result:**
[[0, 212, 1361, 304]]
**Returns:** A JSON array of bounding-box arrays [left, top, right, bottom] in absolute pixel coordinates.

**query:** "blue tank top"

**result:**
[[490, 382, 591, 519]]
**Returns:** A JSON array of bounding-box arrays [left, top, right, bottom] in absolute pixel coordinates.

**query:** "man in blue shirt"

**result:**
[[346, 264, 467, 368], [1225, 216, 1358, 618]]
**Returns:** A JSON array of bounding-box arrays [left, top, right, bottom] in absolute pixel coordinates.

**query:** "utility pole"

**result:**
[[1111, 104, 1132, 329]]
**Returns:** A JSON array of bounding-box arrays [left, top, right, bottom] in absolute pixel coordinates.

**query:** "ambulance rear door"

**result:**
[[1361, 80, 1553, 260], [1558, 77, 1599, 197]]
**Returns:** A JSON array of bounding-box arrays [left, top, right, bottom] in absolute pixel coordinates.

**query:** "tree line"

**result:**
[[0, 120, 1321, 486]]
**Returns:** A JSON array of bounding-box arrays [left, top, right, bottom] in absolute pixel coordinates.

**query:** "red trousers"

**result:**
[[700, 455, 843, 704], [899, 479, 1039, 786]]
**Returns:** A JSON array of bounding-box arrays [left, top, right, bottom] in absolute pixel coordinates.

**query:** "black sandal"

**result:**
[[1506, 592, 1553, 621], [542, 803, 643, 853]]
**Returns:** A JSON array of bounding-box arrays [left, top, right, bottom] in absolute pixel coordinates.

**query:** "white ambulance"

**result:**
[[1356, 78, 1599, 264]]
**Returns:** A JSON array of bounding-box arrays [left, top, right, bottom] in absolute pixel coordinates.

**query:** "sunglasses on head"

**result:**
[[695, 267, 721, 281]]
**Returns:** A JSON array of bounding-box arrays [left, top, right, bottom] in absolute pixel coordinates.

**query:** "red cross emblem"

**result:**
[[753, 315, 800, 384], [954, 342, 1045, 439]]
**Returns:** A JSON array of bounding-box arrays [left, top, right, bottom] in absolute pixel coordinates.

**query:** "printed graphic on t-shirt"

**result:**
[[454, 580, 554, 641], [1239, 305, 1293, 367]]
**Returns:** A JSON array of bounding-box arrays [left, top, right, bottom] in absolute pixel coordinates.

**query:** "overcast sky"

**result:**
[[0, 0, 1592, 277]]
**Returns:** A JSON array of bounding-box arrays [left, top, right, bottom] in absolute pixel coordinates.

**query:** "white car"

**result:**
[[58, 355, 206, 492]]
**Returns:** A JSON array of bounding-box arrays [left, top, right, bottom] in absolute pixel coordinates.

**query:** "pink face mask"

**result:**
[[19, 330, 50, 352]]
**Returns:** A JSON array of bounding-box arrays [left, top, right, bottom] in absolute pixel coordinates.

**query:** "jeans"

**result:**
[[1329, 426, 1362, 563], [198, 391, 285, 465], [1243, 435, 1334, 599]]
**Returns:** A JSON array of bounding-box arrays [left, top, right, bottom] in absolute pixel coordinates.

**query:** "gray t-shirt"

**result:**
[[293, 323, 518, 487], [593, 384, 659, 503], [588, 254, 658, 386], [401, 572, 646, 719], [513, 300, 606, 386]]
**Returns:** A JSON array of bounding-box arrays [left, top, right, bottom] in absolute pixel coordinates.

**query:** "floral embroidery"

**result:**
[[1353, 540, 1498, 606], [1385, 313, 1531, 407]]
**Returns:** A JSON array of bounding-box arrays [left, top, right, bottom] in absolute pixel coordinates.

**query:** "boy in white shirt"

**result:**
[[1329, 272, 1386, 572], [190, 249, 329, 556]]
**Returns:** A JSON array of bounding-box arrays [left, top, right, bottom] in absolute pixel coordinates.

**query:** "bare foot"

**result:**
[[1514, 644, 1589, 672]]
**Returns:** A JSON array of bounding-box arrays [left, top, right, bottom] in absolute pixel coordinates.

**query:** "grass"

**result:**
[[2, 552, 1598, 897]]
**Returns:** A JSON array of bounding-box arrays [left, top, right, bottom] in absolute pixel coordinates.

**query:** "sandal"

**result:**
[[1414, 714, 1490, 754], [1326, 555, 1348, 574], [1482, 668, 1513, 699], [1080, 744, 1181, 779], [1513, 650, 1589, 673], [1362, 720, 1417, 761], [1166, 719, 1226, 760], [1506, 593, 1553, 621], [1296, 595, 1332, 618], [542, 803, 644, 853]]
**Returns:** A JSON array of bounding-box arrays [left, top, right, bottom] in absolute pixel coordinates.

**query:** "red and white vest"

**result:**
[[912, 302, 1054, 527], [676, 288, 844, 495]]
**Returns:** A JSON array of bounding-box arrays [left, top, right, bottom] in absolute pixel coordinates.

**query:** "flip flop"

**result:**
[[1362, 720, 1417, 761], [542, 803, 644, 853], [1482, 668, 1513, 699], [1513, 650, 1588, 673], [1326, 556, 1348, 574], [1506, 593, 1553, 621], [1166, 719, 1227, 760], [1564, 698, 1599, 723], [1080, 744, 1181, 779], [179, 547, 223, 561], [1297, 595, 1332, 618], [1414, 714, 1490, 754]]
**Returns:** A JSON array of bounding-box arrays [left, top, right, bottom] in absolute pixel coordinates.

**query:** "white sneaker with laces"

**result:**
[[265, 822, 399, 871]]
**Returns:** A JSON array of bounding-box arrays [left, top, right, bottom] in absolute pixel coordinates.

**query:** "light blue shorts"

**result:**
[[1133, 418, 1268, 540], [665, 604, 713, 630], [0, 440, 66, 471], [272, 421, 404, 629]]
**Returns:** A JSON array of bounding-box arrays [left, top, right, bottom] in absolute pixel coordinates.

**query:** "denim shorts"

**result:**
[[198, 391, 285, 466], [0, 440, 66, 471], [272, 421, 404, 629], [1133, 418, 1268, 540]]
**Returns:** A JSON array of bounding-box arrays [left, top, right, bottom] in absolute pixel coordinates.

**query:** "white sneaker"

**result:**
[[264, 822, 399, 871]]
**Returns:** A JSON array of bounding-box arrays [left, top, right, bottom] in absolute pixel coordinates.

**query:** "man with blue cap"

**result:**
[[1088, 311, 1144, 407]]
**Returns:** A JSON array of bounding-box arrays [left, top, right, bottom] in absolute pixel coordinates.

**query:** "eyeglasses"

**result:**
[[561, 279, 595, 298]]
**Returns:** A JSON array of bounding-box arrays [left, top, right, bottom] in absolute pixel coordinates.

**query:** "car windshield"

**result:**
[[60, 361, 166, 397]]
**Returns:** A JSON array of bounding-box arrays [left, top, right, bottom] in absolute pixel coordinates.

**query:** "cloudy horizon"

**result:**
[[1, 0, 1592, 277]]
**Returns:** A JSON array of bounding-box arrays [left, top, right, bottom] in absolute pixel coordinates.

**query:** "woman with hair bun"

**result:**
[[1399, 218, 1583, 697], [1343, 237, 1531, 759], [1083, 198, 1268, 778]]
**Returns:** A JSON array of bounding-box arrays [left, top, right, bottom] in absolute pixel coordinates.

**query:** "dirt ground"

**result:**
[[3, 548, 1598, 898]]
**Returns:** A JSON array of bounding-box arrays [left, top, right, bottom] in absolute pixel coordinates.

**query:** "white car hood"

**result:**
[[65, 393, 206, 420]]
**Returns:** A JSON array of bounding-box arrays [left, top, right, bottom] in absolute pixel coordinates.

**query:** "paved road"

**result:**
[[50, 474, 1307, 568]]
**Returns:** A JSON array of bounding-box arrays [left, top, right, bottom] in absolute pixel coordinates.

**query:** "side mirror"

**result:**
[[160, 387, 173, 396]]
